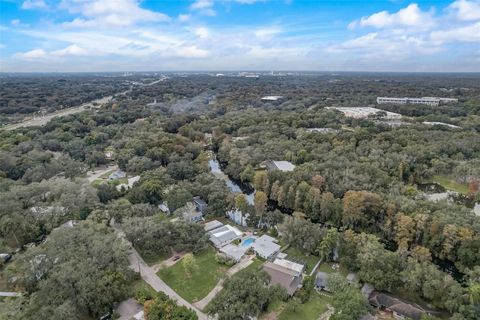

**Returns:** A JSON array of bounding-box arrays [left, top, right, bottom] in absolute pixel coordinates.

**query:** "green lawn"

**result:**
[[236, 257, 263, 276], [278, 292, 331, 320], [157, 248, 227, 303], [316, 263, 349, 277], [130, 278, 157, 298], [432, 175, 469, 194], [284, 247, 321, 274]]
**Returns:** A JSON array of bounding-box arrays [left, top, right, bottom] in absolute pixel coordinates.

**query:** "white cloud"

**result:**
[[190, 0, 214, 10], [448, 0, 480, 21], [11, 20, 21, 26], [353, 3, 435, 29], [178, 14, 191, 22], [52, 44, 89, 56], [21, 0, 47, 10], [326, 32, 441, 61], [17, 48, 48, 59], [430, 21, 480, 43], [174, 46, 210, 58], [189, 0, 216, 16], [254, 26, 282, 39], [60, 0, 170, 28], [192, 27, 210, 39]]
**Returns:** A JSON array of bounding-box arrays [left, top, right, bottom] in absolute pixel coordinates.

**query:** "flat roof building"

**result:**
[[204, 220, 224, 232], [377, 97, 458, 106], [252, 235, 281, 259], [209, 225, 243, 248], [262, 160, 296, 172]]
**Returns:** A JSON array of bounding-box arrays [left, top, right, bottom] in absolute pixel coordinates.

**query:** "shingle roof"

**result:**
[[263, 262, 301, 295], [369, 292, 427, 320]]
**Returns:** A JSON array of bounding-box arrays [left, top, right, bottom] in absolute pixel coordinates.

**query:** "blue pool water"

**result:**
[[241, 237, 255, 247]]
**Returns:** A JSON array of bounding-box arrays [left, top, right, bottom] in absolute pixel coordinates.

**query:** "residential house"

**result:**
[[193, 196, 208, 214], [369, 292, 433, 320], [252, 235, 281, 259], [204, 220, 224, 232], [273, 257, 305, 274], [261, 160, 296, 172], [177, 202, 203, 223], [209, 225, 243, 248], [263, 261, 302, 295], [109, 170, 126, 180], [315, 271, 330, 292], [219, 244, 248, 262]]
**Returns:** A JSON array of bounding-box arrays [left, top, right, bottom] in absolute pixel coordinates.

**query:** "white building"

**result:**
[[273, 257, 305, 274], [261, 96, 283, 101], [377, 97, 458, 106], [252, 235, 281, 259], [326, 107, 401, 120], [209, 225, 243, 248]]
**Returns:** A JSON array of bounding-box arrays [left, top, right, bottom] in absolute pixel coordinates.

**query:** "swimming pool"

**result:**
[[241, 237, 256, 248]]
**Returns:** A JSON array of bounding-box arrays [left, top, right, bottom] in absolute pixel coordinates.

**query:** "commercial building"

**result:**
[[377, 97, 458, 106]]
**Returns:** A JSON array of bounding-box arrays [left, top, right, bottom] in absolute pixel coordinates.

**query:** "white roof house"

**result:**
[[273, 257, 305, 274], [219, 244, 248, 262], [252, 235, 281, 259], [209, 225, 243, 248], [262, 160, 296, 172], [204, 220, 224, 232]]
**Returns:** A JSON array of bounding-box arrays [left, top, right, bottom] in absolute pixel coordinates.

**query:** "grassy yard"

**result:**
[[317, 262, 349, 277], [130, 278, 157, 298], [432, 175, 469, 194], [236, 257, 264, 276], [284, 247, 321, 274], [157, 248, 227, 303], [278, 292, 331, 320]]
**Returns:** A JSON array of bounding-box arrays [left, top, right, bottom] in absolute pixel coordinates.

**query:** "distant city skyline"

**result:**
[[1, 0, 479, 72]]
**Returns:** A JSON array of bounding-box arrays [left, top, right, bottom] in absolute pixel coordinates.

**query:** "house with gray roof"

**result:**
[[252, 234, 281, 259], [369, 292, 434, 320], [219, 244, 248, 262], [263, 261, 302, 295], [204, 220, 224, 232], [109, 170, 126, 180], [262, 160, 296, 172], [209, 225, 243, 248]]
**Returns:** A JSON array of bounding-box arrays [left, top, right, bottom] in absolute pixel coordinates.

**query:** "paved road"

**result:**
[[193, 255, 255, 310], [3, 95, 114, 131], [113, 225, 208, 320], [0, 292, 22, 297], [2, 77, 167, 131]]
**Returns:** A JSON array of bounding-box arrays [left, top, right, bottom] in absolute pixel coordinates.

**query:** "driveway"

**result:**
[[116, 298, 143, 320], [193, 254, 255, 310], [86, 165, 118, 182]]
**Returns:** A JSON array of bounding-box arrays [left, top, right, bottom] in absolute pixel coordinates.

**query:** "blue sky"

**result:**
[[0, 0, 479, 72]]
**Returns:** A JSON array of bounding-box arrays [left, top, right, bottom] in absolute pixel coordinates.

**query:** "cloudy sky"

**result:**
[[0, 0, 479, 72]]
